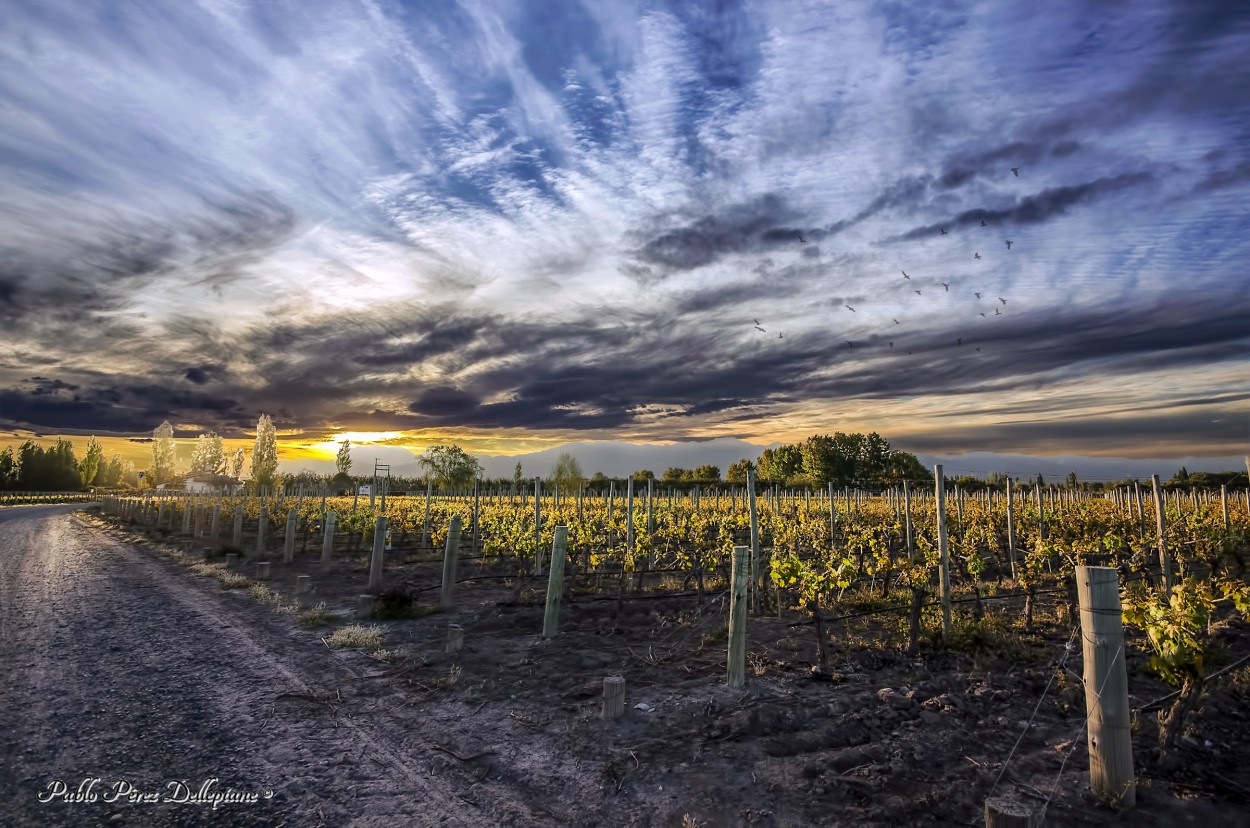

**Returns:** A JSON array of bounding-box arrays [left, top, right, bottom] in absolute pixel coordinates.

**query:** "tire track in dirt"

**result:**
[[0, 508, 543, 827]]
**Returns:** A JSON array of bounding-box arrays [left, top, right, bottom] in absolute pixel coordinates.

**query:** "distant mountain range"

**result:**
[[277, 439, 1246, 483]]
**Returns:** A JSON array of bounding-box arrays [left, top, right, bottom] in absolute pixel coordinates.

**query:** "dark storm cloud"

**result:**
[[630, 194, 793, 273], [408, 386, 480, 416], [0, 190, 295, 326], [1192, 160, 1250, 194], [890, 172, 1155, 241]]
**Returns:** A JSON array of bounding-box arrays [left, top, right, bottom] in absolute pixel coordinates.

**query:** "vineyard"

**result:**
[[92, 474, 1250, 825]]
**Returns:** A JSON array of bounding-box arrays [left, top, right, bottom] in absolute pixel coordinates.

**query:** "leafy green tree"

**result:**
[[229, 447, 246, 479], [694, 464, 721, 482], [663, 467, 690, 483], [336, 440, 353, 476], [250, 414, 278, 492], [189, 432, 226, 475], [419, 445, 482, 488], [80, 436, 103, 487], [513, 462, 523, 491], [150, 421, 177, 485], [631, 469, 655, 481], [97, 453, 125, 487], [0, 447, 15, 489], [726, 459, 754, 484], [550, 452, 584, 495]]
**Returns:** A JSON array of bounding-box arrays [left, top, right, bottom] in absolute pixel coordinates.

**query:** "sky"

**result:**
[[1, 0, 1248, 474]]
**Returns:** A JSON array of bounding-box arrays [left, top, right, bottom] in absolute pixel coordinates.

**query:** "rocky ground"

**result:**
[[2, 504, 1248, 826]]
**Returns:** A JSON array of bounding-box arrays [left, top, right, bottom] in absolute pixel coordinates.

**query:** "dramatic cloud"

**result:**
[[0, 0, 1246, 460]]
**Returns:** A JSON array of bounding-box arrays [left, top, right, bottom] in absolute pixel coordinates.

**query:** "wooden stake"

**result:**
[[727, 544, 749, 688], [446, 624, 464, 654], [1076, 565, 1135, 809], [747, 467, 760, 613], [321, 510, 336, 567], [602, 676, 626, 719], [543, 526, 569, 638], [368, 515, 387, 593], [1150, 475, 1172, 594], [984, 795, 1038, 827], [421, 478, 433, 551], [903, 479, 914, 563], [256, 505, 268, 556], [1006, 477, 1017, 580], [935, 465, 952, 637], [533, 477, 543, 576], [232, 506, 244, 549], [283, 508, 297, 564], [441, 515, 463, 609]]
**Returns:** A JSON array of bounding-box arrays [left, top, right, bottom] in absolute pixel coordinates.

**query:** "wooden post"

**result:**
[[256, 505, 268, 555], [446, 624, 464, 654], [209, 504, 221, 543], [441, 515, 463, 609], [533, 477, 543, 575], [1006, 478, 1017, 580], [935, 465, 952, 637], [358, 595, 374, 619], [1221, 484, 1229, 535], [321, 510, 336, 566], [602, 676, 626, 719], [296, 574, 312, 594], [543, 526, 569, 638], [828, 482, 836, 551], [421, 478, 433, 551], [1076, 565, 1135, 809], [747, 467, 760, 613], [368, 515, 387, 593], [232, 506, 243, 548], [182, 499, 193, 534], [1133, 481, 1146, 539], [903, 479, 914, 563], [1150, 475, 1172, 594], [727, 544, 749, 688], [472, 478, 480, 556], [256, 561, 270, 580], [984, 795, 1038, 827], [626, 477, 635, 582], [283, 508, 297, 564]]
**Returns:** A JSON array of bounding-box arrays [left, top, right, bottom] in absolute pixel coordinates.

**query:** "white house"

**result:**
[[184, 473, 242, 494]]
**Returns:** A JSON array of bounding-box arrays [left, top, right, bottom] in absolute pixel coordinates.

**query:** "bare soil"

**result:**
[[3, 505, 1249, 827]]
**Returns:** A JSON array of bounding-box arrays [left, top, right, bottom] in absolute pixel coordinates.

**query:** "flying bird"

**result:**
[[893, 318, 900, 325], [914, 289, 922, 295], [846, 341, 854, 348], [845, 305, 855, 312], [1005, 239, 1013, 249], [974, 252, 982, 260], [941, 282, 950, 291], [975, 292, 982, 298], [940, 228, 948, 235], [980, 312, 986, 317], [754, 325, 766, 332], [957, 337, 962, 346], [902, 270, 910, 279], [1011, 167, 1020, 177], [998, 297, 1007, 305], [798, 232, 807, 243], [754, 318, 760, 325], [889, 341, 894, 347], [975, 347, 982, 352], [980, 219, 988, 227], [995, 307, 1002, 315], [779, 332, 784, 338]]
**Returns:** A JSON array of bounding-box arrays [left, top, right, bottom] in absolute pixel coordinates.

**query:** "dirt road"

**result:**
[[0, 506, 535, 827]]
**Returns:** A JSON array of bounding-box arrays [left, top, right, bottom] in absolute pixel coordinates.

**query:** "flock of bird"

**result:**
[[754, 165, 1022, 351]]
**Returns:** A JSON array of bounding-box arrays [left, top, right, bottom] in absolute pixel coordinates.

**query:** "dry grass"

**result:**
[[248, 583, 299, 615], [297, 602, 340, 628], [326, 624, 386, 651]]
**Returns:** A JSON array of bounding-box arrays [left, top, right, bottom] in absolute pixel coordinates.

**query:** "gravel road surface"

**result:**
[[0, 506, 533, 827]]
